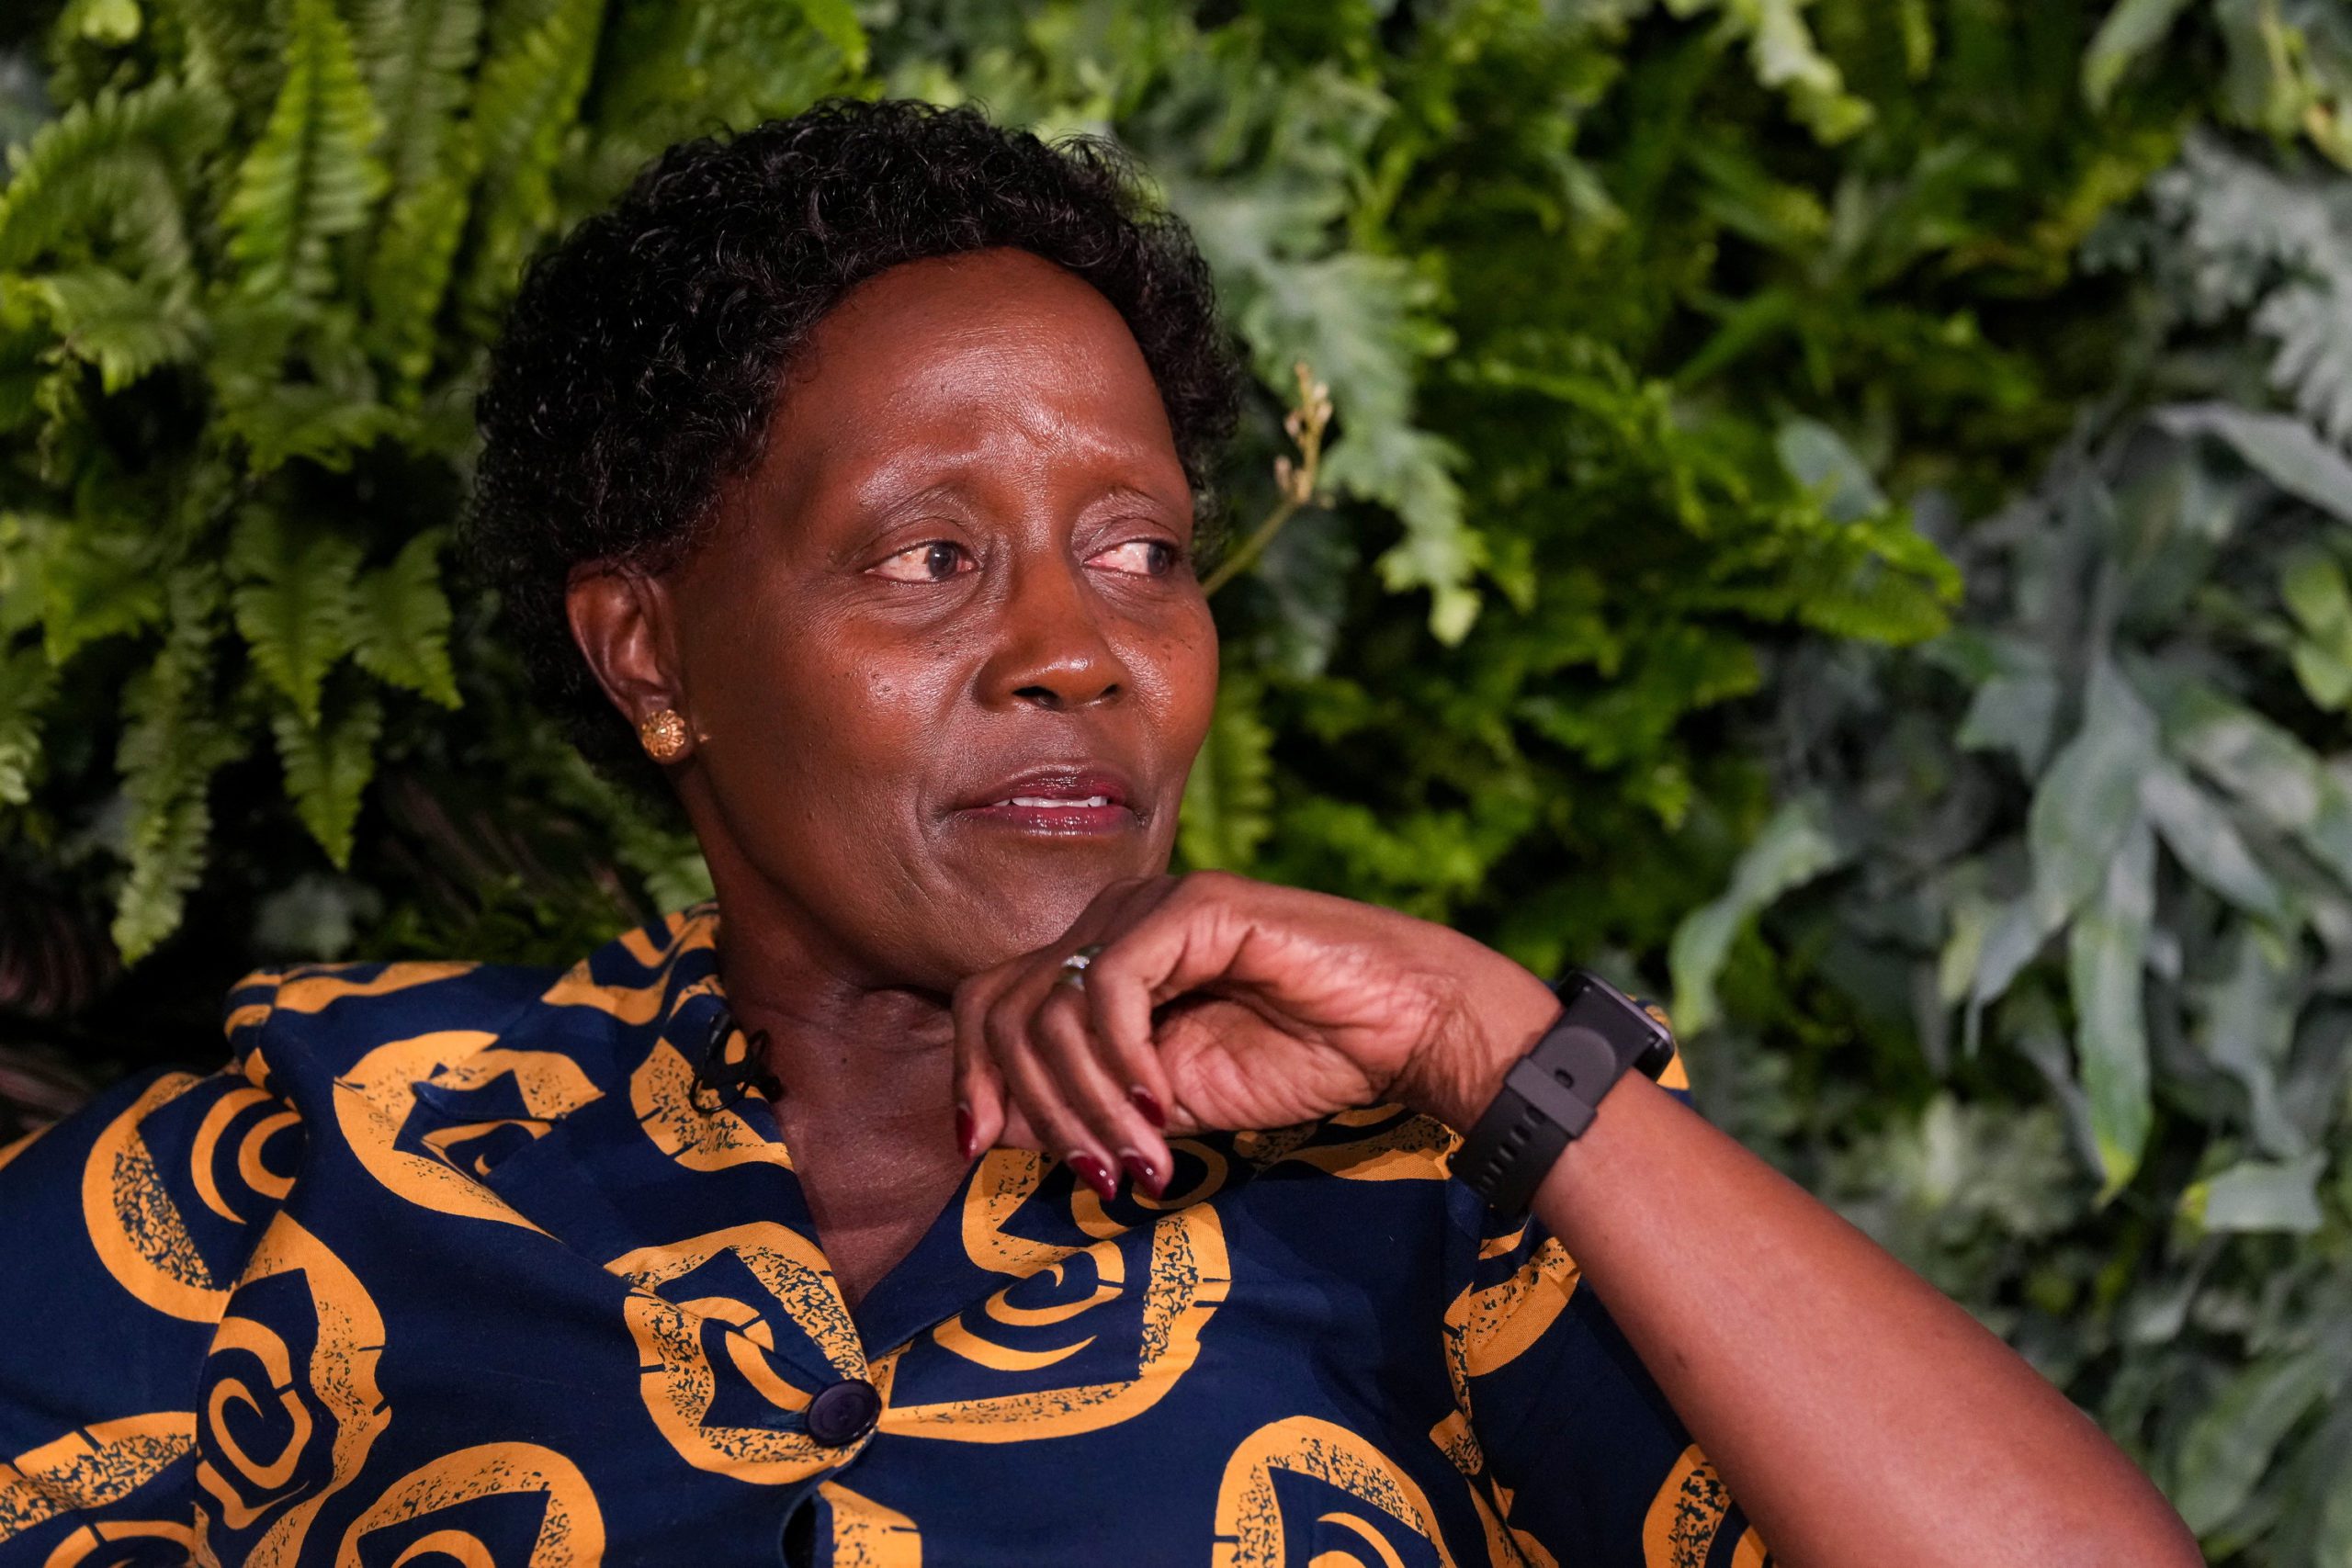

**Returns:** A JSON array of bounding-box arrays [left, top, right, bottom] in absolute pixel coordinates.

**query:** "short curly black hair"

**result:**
[[466, 96, 1245, 781]]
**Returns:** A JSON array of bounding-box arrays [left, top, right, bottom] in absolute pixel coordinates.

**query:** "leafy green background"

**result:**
[[3, 0, 2349, 1559]]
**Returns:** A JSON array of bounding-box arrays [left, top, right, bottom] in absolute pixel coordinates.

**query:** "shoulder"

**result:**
[[215, 902, 727, 1104], [221, 956, 562, 1086]]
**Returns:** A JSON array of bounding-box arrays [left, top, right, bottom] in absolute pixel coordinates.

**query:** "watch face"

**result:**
[[1555, 968, 1679, 1078]]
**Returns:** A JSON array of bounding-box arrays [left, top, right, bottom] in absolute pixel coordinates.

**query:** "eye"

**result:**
[[1091, 538, 1182, 578], [871, 541, 975, 583]]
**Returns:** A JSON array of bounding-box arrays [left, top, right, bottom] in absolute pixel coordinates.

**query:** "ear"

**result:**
[[565, 563, 684, 732]]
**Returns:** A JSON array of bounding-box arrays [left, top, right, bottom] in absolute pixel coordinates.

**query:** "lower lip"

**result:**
[[956, 802, 1136, 834]]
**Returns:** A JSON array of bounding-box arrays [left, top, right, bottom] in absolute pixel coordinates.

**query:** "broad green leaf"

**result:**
[[273, 694, 383, 867], [2278, 546, 2352, 707], [2083, 0, 2199, 108], [229, 509, 360, 725], [2172, 1350, 2340, 1535], [2069, 811, 2154, 1197], [1178, 672, 1273, 872], [1776, 417, 1886, 525], [2189, 925, 2303, 1158], [222, 0, 390, 299], [351, 528, 459, 707], [2185, 1151, 2327, 1233], [2157, 402, 2352, 525], [2278, 547, 2352, 635], [2030, 657, 2159, 935], [1668, 791, 1847, 1036], [62, 0, 141, 45], [2140, 762, 2291, 926], [793, 0, 869, 72]]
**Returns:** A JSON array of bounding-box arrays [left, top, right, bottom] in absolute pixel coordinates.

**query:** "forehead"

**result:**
[[756, 248, 1185, 511]]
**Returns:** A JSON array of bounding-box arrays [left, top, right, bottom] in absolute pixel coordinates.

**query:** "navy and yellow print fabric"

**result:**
[[0, 903, 1772, 1566]]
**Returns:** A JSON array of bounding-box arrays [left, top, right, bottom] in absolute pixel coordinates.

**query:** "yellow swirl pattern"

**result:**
[[628, 1034, 792, 1173], [820, 1481, 922, 1567], [1643, 1446, 1737, 1568], [1213, 1416, 1454, 1568], [82, 1075, 300, 1322], [332, 1033, 600, 1228], [611, 1222, 865, 1484], [193, 1216, 388, 1567], [873, 1156, 1230, 1443], [268, 963, 480, 1016], [34, 1516, 198, 1565], [0, 1413, 192, 1541], [333, 1443, 604, 1566]]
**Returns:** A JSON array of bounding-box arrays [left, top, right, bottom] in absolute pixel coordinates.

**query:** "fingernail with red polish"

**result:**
[[955, 1102, 975, 1161], [1130, 1086, 1166, 1127], [1119, 1149, 1163, 1198], [1068, 1151, 1115, 1201]]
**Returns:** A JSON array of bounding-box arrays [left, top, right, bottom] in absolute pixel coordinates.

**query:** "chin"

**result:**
[[944, 862, 1155, 969]]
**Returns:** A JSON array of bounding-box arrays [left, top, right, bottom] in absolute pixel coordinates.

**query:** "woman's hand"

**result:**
[[948, 870, 1561, 1198]]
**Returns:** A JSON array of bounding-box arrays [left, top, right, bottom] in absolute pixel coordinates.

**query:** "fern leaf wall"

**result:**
[[4, 2, 2349, 1559]]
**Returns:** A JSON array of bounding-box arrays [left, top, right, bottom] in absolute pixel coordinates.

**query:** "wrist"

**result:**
[[1401, 944, 1563, 1134]]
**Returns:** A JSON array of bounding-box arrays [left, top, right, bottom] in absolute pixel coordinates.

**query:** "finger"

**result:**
[[952, 966, 1019, 1156], [1032, 980, 1173, 1197], [1083, 872, 1258, 1111], [985, 975, 1117, 1201]]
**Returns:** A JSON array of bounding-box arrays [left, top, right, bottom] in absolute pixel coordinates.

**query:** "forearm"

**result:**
[[1425, 968, 2199, 1568], [1526, 1074, 2194, 1567]]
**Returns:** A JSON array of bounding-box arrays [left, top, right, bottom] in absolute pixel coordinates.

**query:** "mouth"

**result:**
[[950, 766, 1140, 836]]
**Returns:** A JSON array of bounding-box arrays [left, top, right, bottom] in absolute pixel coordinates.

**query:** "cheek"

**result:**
[[1146, 600, 1221, 763], [704, 607, 955, 786]]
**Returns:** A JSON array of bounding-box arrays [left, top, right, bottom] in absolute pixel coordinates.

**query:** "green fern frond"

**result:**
[[228, 505, 359, 723], [0, 644, 54, 806], [222, 379, 404, 472], [352, 0, 484, 389], [351, 526, 459, 706], [220, 0, 390, 299], [354, 0, 485, 205], [152, 0, 278, 109], [272, 689, 382, 866], [0, 78, 229, 273], [21, 269, 205, 393], [2255, 274, 2352, 449], [363, 163, 471, 392], [458, 0, 604, 320], [36, 518, 166, 669], [112, 568, 239, 961], [1177, 672, 1274, 872]]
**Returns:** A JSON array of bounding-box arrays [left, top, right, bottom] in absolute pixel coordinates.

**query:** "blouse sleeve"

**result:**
[[0, 974, 302, 1560], [1448, 1063, 1773, 1568]]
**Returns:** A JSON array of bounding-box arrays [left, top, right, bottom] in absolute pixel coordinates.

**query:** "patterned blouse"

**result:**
[[0, 901, 1771, 1567]]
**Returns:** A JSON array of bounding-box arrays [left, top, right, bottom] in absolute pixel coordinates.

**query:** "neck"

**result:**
[[700, 871, 957, 1133]]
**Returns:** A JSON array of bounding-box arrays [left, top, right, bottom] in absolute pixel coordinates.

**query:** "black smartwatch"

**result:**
[[1450, 968, 1678, 1217]]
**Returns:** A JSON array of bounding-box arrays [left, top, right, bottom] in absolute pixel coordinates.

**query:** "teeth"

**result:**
[[1004, 795, 1110, 807]]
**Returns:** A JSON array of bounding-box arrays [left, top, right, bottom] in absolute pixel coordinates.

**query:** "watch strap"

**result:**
[[1451, 970, 1676, 1218]]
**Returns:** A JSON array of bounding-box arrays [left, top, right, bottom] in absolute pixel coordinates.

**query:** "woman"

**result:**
[[0, 99, 2195, 1567]]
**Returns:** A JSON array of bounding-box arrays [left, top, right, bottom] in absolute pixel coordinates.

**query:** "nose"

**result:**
[[976, 550, 1129, 712]]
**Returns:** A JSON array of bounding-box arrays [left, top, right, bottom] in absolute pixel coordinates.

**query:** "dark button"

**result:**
[[805, 1378, 881, 1447]]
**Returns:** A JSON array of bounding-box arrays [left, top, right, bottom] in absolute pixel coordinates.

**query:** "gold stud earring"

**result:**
[[638, 707, 691, 763]]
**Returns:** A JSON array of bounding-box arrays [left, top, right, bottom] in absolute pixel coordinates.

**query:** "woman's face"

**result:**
[[577, 247, 1218, 992]]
